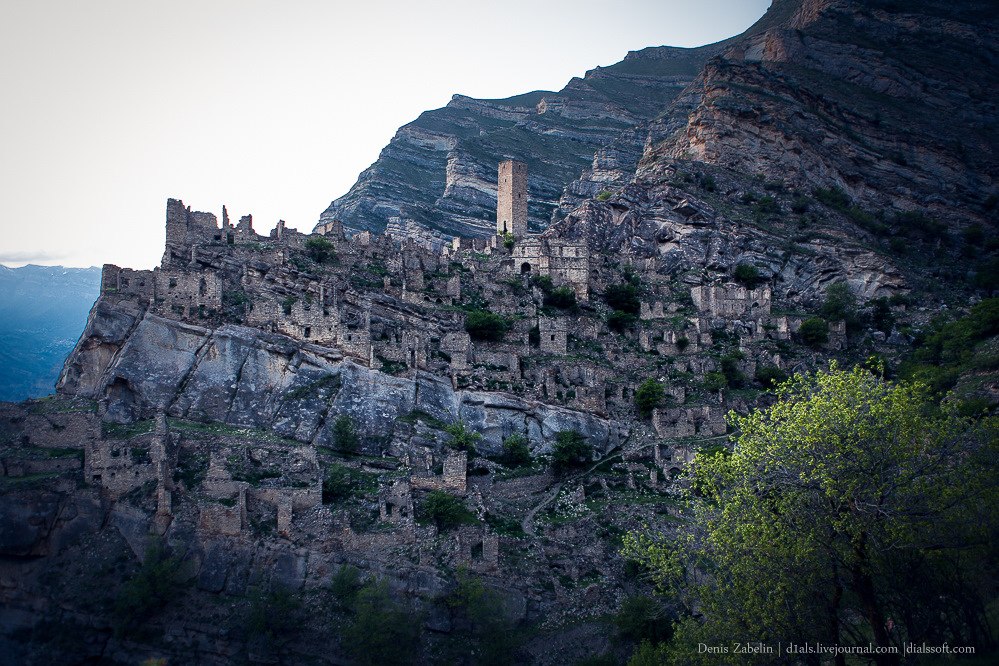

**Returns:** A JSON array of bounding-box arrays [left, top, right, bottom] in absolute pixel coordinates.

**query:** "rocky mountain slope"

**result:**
[[316, 6, 809, 244], [3, 0, 999, 664]]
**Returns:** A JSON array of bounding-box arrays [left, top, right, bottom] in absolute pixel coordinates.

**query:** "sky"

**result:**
[[0, 0, 771, 270]]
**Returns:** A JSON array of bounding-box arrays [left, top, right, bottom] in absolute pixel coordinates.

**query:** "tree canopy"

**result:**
[[624, 365, 999, 665]]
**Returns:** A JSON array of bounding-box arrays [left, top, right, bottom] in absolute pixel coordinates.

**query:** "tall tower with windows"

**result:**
[[496, 159, 527, 237]]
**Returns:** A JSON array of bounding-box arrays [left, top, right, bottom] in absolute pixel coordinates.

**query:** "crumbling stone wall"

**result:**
[[691, 284, 772, 317]]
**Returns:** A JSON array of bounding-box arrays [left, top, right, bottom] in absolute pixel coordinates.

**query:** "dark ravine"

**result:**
[[2, 0, 998, 664]]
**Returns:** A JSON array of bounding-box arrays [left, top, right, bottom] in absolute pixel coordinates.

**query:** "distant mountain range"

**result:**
[[0, 264, 100, 402]]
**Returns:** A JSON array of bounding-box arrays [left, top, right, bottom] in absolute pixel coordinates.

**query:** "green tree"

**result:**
[[624, 366, 999, 664], [732, 263, 762, 289], [607, 310, 637, 331], [465, 310, 509, 341], [501, 432, 532, 467], [421, 490, 476, 530], [821, 281, 859, 331], [551, 430, 592, 471], [634, 378, 665, 418], [545, 285, 577, 309], [799, 317, 829, 347], [112, 539, 182, 638], [605, 283, 641, 314], [445, 568, 520, 665], [304, 237, 337, 264], [445, 420, 482, 453], [322, 463, 354, 504], [343, 582, 420, 666], [330, 413, 359, 452]]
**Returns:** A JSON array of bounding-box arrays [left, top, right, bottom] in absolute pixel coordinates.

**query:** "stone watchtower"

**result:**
[[497, 159, 527, 237]]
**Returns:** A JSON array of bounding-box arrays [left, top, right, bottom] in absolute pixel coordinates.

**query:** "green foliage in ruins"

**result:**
[[624, 365, 999, 663]]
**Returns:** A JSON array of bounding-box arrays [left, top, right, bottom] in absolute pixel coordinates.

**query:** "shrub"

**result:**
[[756, 365, 788, 389], [445, 420, 482, 453], [733, 263, 762, 289], [343, 582, 420, 666], [676, 336, 690, 351], [330, 564, 364, 608], [605, 283, 640, 314], [813, 185, 850, 210], [634, 378, 665, 418], [821, 282, 860, 332], [465, 310, 509, 341], [304, 237, 337, 264], [868, 297, 895, 334], [246, 588, 301, 649], [545, 285, 577, 309], [791, 196, 810, 214], [607, 310, 637, 331], [755, 196, 780, 216], [596, 190, 612, 202], [700, 174, 716, 192], [331, 414, 359, 452], [281, 296, 297, 315], [528, 324, 540, 347], [704, 371, 728, 392], [529, 274, 554, 292], [113, 539, 182, 638], [501, 231, 516, 250], [322, 464, 354, 504], [421, 490, 476, 530], [720, 355, 747, 388], [551, 430, 592, 470], [614, 596, 672, 645], [502, 432, 532, 467], [800, 317, 830, 347]]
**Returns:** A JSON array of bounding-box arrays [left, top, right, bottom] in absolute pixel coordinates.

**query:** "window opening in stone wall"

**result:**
[[304, 327, 311, 338], [521, 262, 531, 274]]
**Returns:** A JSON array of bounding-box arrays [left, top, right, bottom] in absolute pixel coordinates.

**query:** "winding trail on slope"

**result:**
[[521, 453, 625, 537]]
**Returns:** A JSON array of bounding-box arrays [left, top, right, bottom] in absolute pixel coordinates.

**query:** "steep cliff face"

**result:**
[[317, 45, 726, 242], [573, 0, 999, 230]]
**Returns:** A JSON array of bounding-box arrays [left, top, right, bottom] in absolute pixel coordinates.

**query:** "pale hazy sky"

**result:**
[[0, 0, 770, 270]]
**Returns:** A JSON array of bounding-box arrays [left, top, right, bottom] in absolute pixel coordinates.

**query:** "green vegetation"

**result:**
[[755, 365, 788, 389], [799, 317, 829, 347], [596, 190, 612, 202], [820, 281, 859, 332], [614, 595, 672, 646], [607, 310, 637, 331], [443, 569, 521, 665], [624, 365, 999, 663], [304, 237, 337, 264], [322, 463, 377, 504], [465, 310, 509, 341], [634, 378, 665, 418], [501, 231, 516, 250], [343, 582, 421, 666], [281, 295, 297, 315], [444, 420, 483, 453], [501, 432, 532, 467], [551, 430, 592, 471], [377, 355, 408, 375], [530, 274, 554, 292], [420, 490, 477, 530], [245, 588, 301, 654], [605, 283, 641, 315], [544, 285, 577, 309], [330, 414, 360, 453], [901, 298, 999, 394], [732, 262, 762, 289], [112, 539, 182, 639]]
